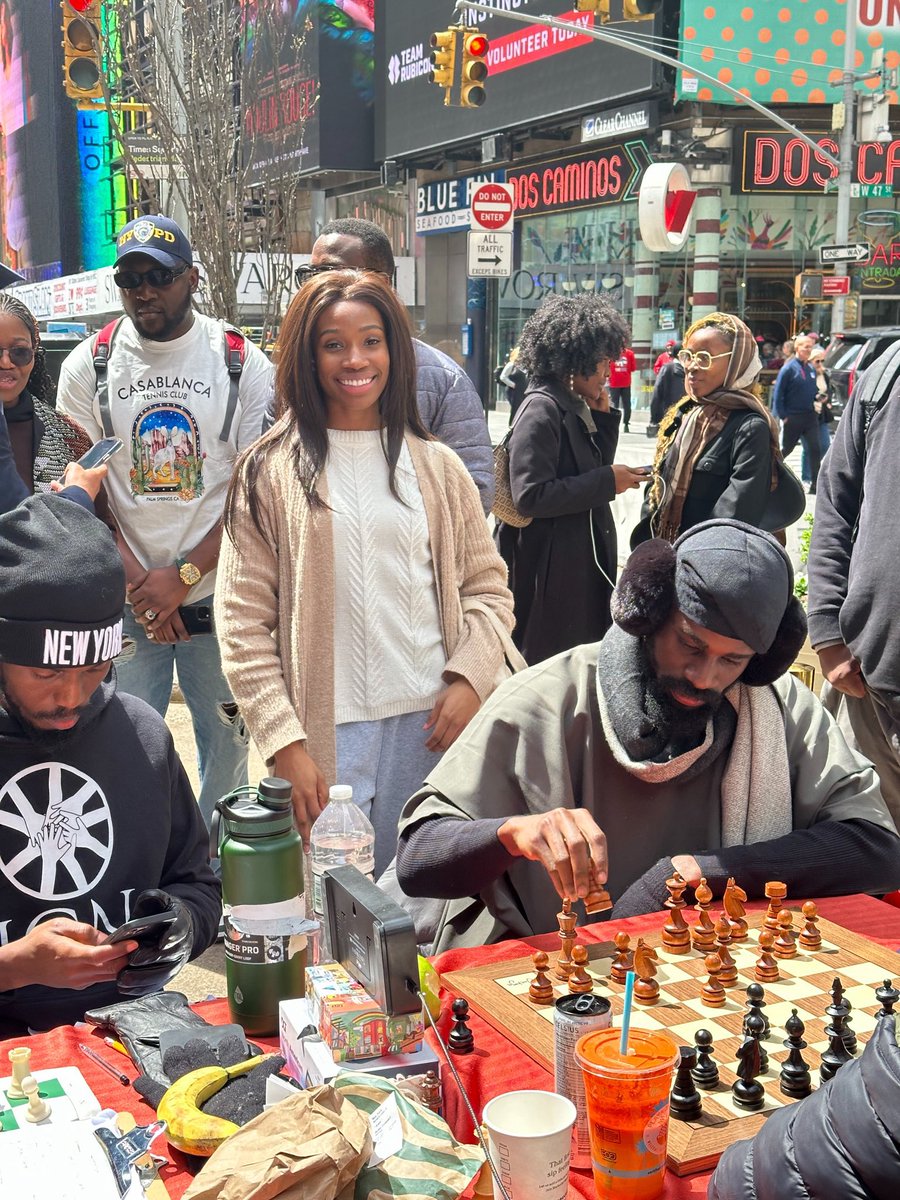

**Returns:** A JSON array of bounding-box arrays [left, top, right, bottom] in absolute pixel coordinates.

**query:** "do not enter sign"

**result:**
[[470, 182, 515, 233]]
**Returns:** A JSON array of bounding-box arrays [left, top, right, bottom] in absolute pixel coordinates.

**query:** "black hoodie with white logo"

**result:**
[[0, 673, 221, 1031]]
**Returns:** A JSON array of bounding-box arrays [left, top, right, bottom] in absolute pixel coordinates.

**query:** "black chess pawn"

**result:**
[[743, 1009, 769, 1073], [779, 1008, 812, 1099], [692, 1029, 720, 1090], [742, 982, 770, 1038], [670, 1046, 703, 1121], [829, 977, 857, 1055], [731, 1036, 765, 1110], [448, 997, 475, 1055], [876, 979, 900, 1018]]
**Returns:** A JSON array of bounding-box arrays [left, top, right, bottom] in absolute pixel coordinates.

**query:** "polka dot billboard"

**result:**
[[678, 1, 900, 104]]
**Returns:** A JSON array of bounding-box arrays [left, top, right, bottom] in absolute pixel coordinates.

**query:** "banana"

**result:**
[[157, 1053, 273, 1156]]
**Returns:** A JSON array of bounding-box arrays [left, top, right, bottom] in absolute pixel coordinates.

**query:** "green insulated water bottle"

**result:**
[[211, 777, 306, 1035]]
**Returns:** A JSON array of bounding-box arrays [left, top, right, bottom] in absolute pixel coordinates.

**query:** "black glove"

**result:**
[[116, 889, 194, 997]]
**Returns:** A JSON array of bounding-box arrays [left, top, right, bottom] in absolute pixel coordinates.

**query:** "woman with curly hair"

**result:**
[[633, 312, 781, 546], [496, 294, 646, 664], [216, 270, 514, 873]]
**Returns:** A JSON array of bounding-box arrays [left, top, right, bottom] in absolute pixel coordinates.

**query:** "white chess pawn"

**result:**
[[22, 1075, 50, 1123], [7, 1046, 31, 1100]]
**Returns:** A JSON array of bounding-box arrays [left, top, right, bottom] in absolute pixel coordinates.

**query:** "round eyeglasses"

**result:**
[[0, 345, 35, 367], [677, 348, 732, 371]]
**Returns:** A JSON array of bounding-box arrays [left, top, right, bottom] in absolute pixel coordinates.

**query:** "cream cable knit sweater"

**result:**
[[215, 425, 515, 787]]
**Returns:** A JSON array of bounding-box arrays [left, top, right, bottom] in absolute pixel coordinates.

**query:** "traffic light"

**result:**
[[622, 0, 662, 18], [430, 29, 459, 104], [460, 30, 489, 109], [61, 0, 104, 101]]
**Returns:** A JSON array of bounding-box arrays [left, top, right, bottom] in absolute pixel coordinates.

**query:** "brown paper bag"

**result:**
[[183, 1085, 372, 1200]]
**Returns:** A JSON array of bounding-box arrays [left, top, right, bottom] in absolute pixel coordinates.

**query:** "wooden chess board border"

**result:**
[[440, 913, 900, 1176]]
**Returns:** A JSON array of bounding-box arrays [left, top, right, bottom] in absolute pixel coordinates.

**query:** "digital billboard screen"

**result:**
[[376, 0, 659, 160]]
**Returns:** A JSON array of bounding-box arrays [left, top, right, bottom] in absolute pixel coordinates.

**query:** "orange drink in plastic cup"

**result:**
[[575, 1028, 679, 1200]]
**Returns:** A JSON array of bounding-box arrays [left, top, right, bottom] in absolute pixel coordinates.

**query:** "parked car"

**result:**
[[823, 327, 900, 417]]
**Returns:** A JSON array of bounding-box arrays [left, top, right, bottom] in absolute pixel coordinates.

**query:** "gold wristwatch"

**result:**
[[176, 557, 202, 587]]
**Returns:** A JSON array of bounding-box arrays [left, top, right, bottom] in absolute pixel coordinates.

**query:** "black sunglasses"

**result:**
[[113, 264, 189, 290], [294, 263, 393, 288], [0, 344, 35, 367]]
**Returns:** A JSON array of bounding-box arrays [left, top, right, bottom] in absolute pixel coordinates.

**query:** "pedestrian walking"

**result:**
[[772, 334, 821, 493], [608, 344, 636, 431], [56, 215, 273, 829], [216, 269, 514, 875], [801, 345, 832, 484]]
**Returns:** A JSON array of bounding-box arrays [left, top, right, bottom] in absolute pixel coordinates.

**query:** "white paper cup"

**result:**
[[482, 1089, 576, 1200]]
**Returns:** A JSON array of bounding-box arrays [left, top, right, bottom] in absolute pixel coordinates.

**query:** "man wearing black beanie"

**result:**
[[0, 494, 220, 1033]]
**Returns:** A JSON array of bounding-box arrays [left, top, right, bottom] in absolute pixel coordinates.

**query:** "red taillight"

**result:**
[[847, 367, 856, 396]]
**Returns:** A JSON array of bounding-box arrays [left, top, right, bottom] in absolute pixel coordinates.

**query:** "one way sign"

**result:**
[[467, 231, 512, 278], [819, 242, 870, 264]]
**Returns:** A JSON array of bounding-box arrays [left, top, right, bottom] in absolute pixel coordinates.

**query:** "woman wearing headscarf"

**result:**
[[633, 312, 783, 545]]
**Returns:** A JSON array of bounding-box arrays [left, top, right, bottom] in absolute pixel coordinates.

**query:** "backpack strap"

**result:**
[[92, 317, 125, 437], [219, 325, 246, 443]]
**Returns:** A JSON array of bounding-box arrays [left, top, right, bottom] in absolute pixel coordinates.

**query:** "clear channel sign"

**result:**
[[467, 231, 513, 278]]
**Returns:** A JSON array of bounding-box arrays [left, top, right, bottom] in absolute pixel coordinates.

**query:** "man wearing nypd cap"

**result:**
[[0, 494, 220, 1034], [395, 520, 900, 950], [57, 215, 274, 831]]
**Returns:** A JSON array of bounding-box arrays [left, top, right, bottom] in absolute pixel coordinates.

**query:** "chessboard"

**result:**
[[441, 911, 900, 1176]]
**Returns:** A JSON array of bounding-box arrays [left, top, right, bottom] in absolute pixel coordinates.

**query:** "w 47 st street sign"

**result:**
[[819, 243, 870, 264]]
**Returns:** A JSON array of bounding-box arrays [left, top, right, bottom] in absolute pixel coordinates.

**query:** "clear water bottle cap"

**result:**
[[329, 785, 353, 802]]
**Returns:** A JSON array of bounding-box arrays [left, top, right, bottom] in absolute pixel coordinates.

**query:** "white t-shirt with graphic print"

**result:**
[[57, 313, 273, 602]]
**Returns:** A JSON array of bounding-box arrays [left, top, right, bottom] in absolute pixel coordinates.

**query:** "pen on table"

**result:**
[[78, 1041, 130, 1086]]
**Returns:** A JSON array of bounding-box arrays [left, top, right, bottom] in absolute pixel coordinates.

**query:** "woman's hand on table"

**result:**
[[497, 807, 608, 902], [424, 678, 481, 752], [0, 919, 137, 990], [274, 741, 329, 850]]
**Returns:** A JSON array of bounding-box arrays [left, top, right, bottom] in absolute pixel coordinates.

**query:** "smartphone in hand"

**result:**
[[76, 436, 124, 470]]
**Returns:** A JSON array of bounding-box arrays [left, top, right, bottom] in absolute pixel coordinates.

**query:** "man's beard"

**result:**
[[0, 685, 86, 748], [652, 673, 724, 740], [132, 294, 193, 341]]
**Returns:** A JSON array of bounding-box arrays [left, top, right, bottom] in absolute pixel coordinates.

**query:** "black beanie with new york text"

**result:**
[[0, 494, 125, 667]]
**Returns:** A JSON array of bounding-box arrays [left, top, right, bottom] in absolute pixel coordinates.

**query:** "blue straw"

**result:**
[[619, 970, 635, 1056]]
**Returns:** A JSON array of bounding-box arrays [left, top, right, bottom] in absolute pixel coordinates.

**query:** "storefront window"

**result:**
[[497, 204, 639, 363], [333, 185, 411, 257]]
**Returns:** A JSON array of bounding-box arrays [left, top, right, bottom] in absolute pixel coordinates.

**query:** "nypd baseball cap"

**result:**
[[0, 495, 125, 668], [115, 215, 193, 269]]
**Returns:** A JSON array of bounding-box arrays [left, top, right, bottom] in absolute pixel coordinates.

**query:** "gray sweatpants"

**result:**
[[335, 709, 443, 878], [821, 681, 900, 830]]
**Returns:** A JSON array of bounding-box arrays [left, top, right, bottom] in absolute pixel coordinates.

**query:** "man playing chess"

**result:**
[[394, 520, 900, 950]]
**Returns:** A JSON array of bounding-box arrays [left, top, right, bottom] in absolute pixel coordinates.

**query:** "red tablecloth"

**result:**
[[2, 895, 899, 1199], [428, 893, 900, 1200]]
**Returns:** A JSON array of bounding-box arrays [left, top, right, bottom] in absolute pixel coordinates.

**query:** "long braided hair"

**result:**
[[0, 292, 55, 405]]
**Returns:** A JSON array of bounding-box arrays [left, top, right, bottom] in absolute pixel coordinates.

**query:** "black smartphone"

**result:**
[[179, 604, 215, 636], [77, 436, 124, 470], [105, 911, 175, 946]]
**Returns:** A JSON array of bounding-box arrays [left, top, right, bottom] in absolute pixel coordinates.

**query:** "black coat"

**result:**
[[709, 1011, 900, 1200], [496, 380, 620, 664], [633, 407, 773, 548]]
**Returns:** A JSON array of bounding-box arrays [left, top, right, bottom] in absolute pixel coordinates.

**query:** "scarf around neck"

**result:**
[[596, 623, 793, 846]]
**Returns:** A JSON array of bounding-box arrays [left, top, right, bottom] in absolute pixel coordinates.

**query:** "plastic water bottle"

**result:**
[[309, 785, 375, 961]]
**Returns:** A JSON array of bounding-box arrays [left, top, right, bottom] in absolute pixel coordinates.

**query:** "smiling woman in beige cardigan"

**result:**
[[216, 270, 514, 874]]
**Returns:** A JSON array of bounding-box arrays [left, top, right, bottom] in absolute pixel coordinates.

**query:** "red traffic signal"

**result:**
[[65, 0, 96, 10], [466, 34, 489, 59]]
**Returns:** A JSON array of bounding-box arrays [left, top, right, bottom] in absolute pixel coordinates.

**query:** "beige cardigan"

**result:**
[[215, 427, 515, 785]]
